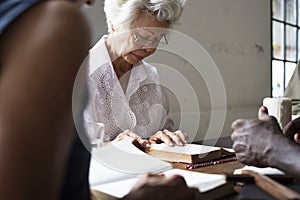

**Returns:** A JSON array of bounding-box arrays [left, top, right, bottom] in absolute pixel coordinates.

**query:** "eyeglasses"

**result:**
[[131, 28, 168, 47]]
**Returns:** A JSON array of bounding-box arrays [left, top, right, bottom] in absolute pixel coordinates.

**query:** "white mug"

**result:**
[[263, 97, 292, 128]]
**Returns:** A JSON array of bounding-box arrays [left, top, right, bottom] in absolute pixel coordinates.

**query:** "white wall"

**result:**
[[82, 0, 271, 142], [81, 0, 106, 45]]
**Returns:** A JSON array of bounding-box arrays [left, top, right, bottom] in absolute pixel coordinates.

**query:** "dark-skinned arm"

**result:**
[[0, 1, 90, 199]]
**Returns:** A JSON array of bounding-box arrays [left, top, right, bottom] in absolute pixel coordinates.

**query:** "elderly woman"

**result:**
[[84, 0, 188, 147]]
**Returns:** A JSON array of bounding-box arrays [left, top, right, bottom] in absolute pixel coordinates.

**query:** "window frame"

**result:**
[[271, 0, 299, 97]]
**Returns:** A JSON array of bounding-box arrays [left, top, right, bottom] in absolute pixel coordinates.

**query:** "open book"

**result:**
[[89, 139, 227, 198], [146, 143, 235, 164]]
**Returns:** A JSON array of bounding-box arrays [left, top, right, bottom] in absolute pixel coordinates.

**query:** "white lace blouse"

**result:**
[[84, 36, 174, 141]]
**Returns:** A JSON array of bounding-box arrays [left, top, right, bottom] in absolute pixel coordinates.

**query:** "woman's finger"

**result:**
[[163, 130, 184, 146], [159, 131, 174, 146], [174, 130, 188, 144]]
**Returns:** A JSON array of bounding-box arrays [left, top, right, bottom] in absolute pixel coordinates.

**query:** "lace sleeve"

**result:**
[[83, 75, 98, 124]]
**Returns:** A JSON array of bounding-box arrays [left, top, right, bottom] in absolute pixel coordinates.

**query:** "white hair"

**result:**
[[104, 0, 187, 33]]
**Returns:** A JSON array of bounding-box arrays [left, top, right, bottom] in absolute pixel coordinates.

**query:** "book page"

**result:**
[[222, 147, 235, 153], [163, 169, 226, 192], [92, 169, 226, 198], [234, 165, 285, 175], [89, 157, 137, 186], [150, 143, 221, 155], [89, 138, 172, 186], [92, 177, 139, 198]]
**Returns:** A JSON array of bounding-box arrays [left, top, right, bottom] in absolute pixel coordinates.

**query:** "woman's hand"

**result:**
[[149, 130, 188, 146], [283, 117, 300, 144], [112, 130, 150, 148]]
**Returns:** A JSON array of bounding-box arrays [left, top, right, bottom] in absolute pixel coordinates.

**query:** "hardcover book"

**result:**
[[146, 143, 235, 164]]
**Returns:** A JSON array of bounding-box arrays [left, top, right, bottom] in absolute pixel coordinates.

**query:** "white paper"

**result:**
[[222, 147, 235, 153], [150, 143, 222, 155], [92, 169, 226, 198], [234, 165, 285, 175], [89, 157, 136, 186], [92, 178, 139, 198], [89, 139, 172, 186], [163, 169, 226, 192]]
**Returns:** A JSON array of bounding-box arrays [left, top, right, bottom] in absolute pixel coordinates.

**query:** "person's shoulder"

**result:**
[[0, 0, 91, 79], [34, 1, 83, 19], [29, 1, 90, 40], [1, 1, 91, 49], [142, 61, 161, 83], [142, 61, 158, 74], [3, 0, 91, 60]]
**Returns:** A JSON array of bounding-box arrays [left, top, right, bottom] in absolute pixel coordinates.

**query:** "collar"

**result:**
[[88, 35, 112, 76]]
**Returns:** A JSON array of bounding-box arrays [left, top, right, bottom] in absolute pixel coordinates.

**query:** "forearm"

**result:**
[[0, 1, 91, 199], [0, 112, 74, 199]]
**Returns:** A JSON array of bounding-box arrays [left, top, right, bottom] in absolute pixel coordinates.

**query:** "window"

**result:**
[[272, 0, 299, 97]]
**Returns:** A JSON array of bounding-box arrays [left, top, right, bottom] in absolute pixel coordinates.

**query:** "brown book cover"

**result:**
[[146, 143, 235, 164]]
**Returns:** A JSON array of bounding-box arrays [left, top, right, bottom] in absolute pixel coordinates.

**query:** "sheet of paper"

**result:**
[[163, 169, 226, 192], [92, 177, 139, 198], [89, 138, 172, 185], [234, 165, 285, 175], [92, 169, 227, 198], [89, 157, 136, 186], [222, 147, 235, 153], [150, 143, 221, 155]]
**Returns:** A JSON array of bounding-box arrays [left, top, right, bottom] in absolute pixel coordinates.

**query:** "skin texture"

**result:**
[[106, 11, 188, 147], [231, 106, 300, 178], [0, 1, 91, 199]]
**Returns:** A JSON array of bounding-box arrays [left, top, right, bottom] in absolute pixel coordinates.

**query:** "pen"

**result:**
[[185, 156, 237, 169]]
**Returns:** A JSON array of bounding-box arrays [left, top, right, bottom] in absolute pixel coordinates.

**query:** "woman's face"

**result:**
[[115, 12, 170, 65]]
